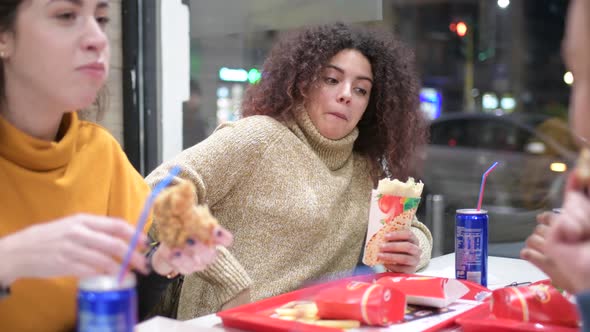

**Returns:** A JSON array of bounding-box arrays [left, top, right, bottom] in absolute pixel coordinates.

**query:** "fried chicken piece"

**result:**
[[153, 180, 232, 248]]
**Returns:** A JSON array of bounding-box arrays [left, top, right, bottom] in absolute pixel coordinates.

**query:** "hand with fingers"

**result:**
[[149, 237, 220, 277], [542, 190, 590, 293], [520, 211, 576, 292], [551, 191, 590, 243], [379, 229, 422, 274], [150, 179, 234, 277], [0, 214, 149, 287]]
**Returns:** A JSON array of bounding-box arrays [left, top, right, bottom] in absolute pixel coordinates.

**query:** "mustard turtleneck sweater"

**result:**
[[146, 112, 433, 319], [0, 112, 150, 332]]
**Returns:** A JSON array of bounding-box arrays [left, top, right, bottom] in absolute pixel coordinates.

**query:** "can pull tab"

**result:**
[[504, 281, 532, 288]]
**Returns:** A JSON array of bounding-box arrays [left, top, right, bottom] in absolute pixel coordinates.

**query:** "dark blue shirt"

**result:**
[[578, 291, 590, 331]]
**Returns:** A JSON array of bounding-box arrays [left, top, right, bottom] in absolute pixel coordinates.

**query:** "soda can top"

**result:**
[[79, 274, 136, 291], [456, 208, 488, 214]]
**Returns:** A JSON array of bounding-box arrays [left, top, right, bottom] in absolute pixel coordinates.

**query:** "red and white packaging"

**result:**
[[377, 276, 469, 308], [491, 281, 580, 327], [314, 281, 406, 326], [362, 178, 423, 266]]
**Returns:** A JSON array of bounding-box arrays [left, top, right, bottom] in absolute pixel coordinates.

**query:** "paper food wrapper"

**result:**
[[491, 280, 580, 327], [377, 276, 470, 308], [315, 281, 406, 326], [363, 178, 424, 266]]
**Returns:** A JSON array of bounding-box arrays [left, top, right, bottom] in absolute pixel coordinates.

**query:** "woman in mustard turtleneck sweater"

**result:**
[[147, 23, 433, 319], [0, 1, 223, 331]]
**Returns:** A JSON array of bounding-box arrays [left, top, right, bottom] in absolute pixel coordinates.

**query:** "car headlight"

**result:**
[[550, 162, 567, 172]]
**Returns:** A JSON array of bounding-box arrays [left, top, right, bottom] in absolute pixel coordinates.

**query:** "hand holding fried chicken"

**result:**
[[150, 180, 233, 276]]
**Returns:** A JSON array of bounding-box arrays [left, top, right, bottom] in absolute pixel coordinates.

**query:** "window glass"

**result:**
[[431, 119, 470, 148], [182, 0, 572, 257]]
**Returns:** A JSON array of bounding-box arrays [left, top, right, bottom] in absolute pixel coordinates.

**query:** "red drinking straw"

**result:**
[[477, 162, 499, 211]]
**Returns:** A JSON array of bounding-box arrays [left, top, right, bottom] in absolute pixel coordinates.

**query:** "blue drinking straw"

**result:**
[[477, 162, 499, 211], [117, 166, 181, 283]]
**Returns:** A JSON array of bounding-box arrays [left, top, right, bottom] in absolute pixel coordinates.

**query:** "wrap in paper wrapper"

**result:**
[[490, 281, 580, 327], [314, 281, 406, 326], [363, 177, 424, 266]]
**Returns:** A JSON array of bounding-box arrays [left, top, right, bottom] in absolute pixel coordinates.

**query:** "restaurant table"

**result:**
[[415, 253, 547, 290], [135, 253, 548, 332]]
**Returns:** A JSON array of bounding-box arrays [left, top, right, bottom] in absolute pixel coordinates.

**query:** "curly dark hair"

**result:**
[[241, 23, 427, 183]]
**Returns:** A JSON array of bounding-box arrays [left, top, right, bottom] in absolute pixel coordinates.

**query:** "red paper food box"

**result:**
[[377, 276, 470, 308], [315, 281, 406, 326], [491, 280, 580, 328]]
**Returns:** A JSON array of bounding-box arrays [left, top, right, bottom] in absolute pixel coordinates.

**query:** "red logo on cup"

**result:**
[[383, 289, 391, 302], [531, 285, 551, 303]]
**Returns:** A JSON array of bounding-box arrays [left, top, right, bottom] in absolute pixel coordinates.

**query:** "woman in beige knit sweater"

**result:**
[[146, 23, 432, 319]]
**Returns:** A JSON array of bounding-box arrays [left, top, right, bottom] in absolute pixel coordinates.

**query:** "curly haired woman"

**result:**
[[147, 22, 433, 319]]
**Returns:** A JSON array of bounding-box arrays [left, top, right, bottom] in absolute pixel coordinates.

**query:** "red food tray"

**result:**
[[217, 272, 490, 332], [455, 303, 580, 332]]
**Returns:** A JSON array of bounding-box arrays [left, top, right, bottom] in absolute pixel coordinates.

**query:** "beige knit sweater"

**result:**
[[145, 112, 433, 319]]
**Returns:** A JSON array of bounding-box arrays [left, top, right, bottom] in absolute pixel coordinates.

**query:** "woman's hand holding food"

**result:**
[[543, 191, 590, 293], [0, 214, 149, 286], [379, 230, 422, 274], [551, 169, 590, 242], [521, 211, 576, 292], [533, 152, 590, 293], [150, 238, 219, 277], [150, 179, 234, 277]]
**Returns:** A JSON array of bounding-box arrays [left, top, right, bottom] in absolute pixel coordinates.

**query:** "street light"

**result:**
[[449, 19, 474, 112], [456, 22, 468, 37], [450, 21, 468, 37], [497, 0, 510, 9]]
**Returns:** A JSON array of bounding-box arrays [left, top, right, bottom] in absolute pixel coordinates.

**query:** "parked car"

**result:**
[[415, 112, 578, 257]]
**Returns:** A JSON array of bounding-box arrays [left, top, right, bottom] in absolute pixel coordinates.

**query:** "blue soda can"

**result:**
[[77, 274, 137, 332], [455, 209, 488, 287]]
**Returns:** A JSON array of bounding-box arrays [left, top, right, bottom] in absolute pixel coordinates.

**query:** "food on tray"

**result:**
[[377, 276, 469, 308], [274, 301, 318, 319], [299, 319, 361, 329], [273, 301, 360, 328], [272, 281, 406, 327], [314, 281, 406, 326], [363, 177, 424, 266], [490, 281, 580, 327], [153, 179, 233, 248]]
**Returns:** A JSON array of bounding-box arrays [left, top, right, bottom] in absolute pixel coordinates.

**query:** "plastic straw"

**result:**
[[477, 162, 499, 211], [117, 165, 181, 283]]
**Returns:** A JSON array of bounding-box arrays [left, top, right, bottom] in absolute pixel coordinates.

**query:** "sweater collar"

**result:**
[[287, 107, 358, 170], [0, 112, 79, 171]]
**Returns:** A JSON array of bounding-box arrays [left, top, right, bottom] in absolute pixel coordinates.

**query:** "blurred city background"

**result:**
[[182, 0, 572, 258]]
